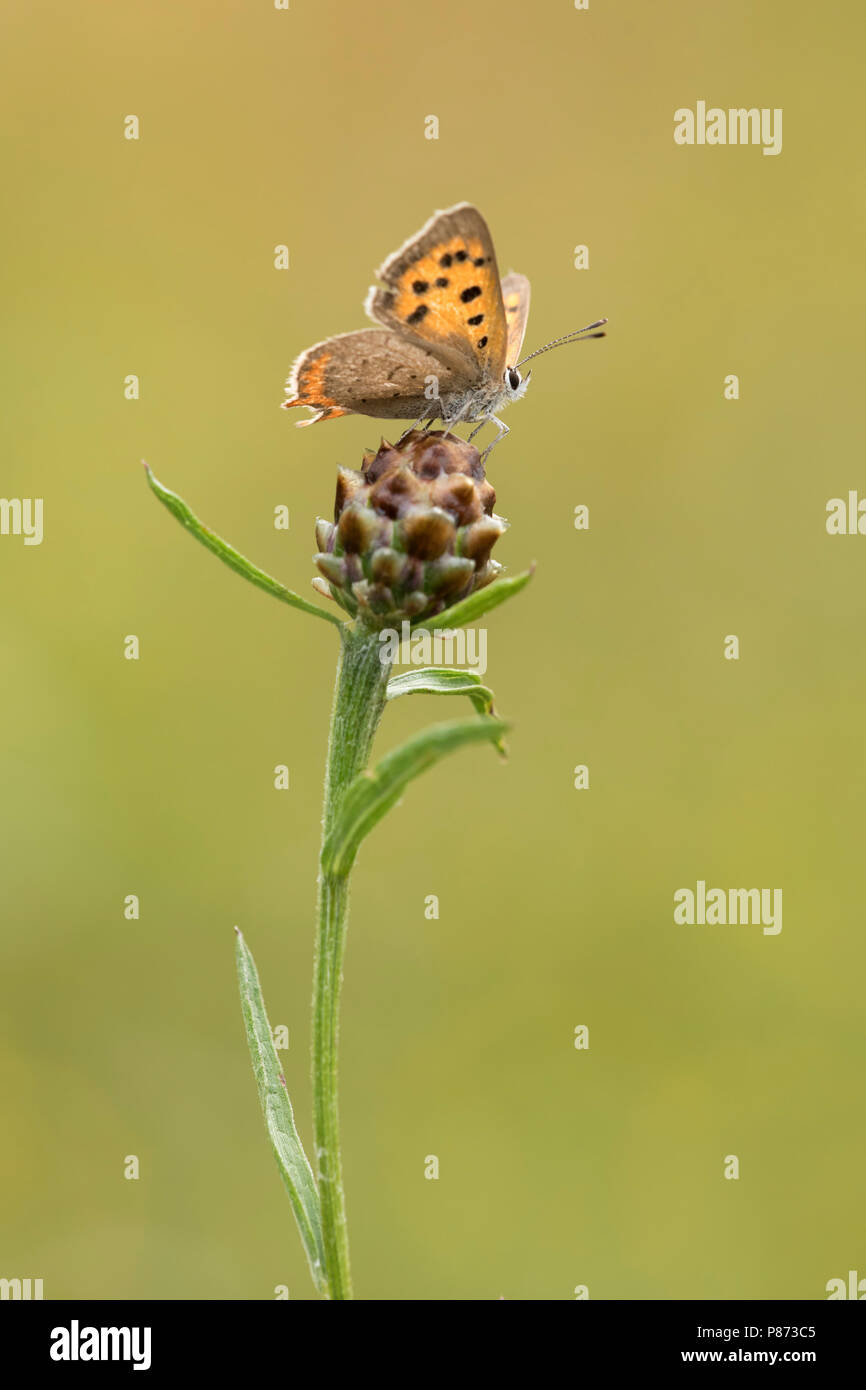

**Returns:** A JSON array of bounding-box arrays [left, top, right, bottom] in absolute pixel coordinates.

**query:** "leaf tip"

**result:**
[[141, 459, 162, 496]]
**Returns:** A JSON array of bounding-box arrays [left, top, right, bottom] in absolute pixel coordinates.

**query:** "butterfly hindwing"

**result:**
[[366, 202, 510, 383], [283, 328, 465, 423], [501, 272, 531, 367]]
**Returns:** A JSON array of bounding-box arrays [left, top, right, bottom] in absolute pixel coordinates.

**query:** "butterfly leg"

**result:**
[[397, 404, 440, 442], [479, 416, 510, 464], [465, 414, 501, 447]]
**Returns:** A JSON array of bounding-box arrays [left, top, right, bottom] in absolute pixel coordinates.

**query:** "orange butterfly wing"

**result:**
[[365, 203, 510, 383]]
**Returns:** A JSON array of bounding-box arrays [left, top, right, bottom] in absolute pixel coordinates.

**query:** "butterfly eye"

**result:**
[[506, 368, 521, 391]]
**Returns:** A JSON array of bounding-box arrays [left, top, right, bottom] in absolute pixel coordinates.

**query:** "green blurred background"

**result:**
[[3, 0, 864, 1300]]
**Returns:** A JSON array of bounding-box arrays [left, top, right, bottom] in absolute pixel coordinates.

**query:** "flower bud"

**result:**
[[313, 430, 507, 626]]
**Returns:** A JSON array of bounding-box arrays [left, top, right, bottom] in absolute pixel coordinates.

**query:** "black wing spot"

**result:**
[[407, 304, 429, 325], [435, 276, 449, 287], [477, 335, 488, 349], [461, 285, 482, 303], [455, 249, 469, 262], [473, 256, 486, 266], [507, 304, 518, 313], [439, 253, 453, 267], [467, 313, 484, 326], [412, 279, 429, 294]]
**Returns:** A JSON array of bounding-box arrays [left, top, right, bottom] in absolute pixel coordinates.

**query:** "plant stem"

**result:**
[[313, 622, 392, 1299]]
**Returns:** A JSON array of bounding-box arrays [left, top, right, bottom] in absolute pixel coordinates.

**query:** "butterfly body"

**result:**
[[283, 203, 603, 454]]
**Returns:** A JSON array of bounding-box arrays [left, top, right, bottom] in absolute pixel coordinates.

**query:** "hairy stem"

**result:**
[[312, 623, 391, 1299]]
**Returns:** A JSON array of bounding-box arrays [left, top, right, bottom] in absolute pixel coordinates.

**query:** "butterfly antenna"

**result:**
[[516, 319, 608, 368]]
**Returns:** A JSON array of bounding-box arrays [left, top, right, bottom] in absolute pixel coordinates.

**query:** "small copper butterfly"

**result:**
[[283, 202, 606, 456]]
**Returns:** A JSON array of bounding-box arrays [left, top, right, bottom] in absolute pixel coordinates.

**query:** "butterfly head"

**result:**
[[503, 365, 531, 402]]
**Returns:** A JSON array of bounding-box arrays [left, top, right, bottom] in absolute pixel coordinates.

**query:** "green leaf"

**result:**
[[321, 716, 509, 877], [410, 566, 534, 632], [386, 667, 495, 717], [386, 667, 506, 755], [143, 463, 343, 628], [234, 928, 328, 1296]]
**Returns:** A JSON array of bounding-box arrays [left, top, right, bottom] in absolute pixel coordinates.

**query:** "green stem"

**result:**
[[313, 623, 392, 1299]]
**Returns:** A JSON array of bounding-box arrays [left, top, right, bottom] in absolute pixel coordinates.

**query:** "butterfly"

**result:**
[[282, 202, 606, 457]]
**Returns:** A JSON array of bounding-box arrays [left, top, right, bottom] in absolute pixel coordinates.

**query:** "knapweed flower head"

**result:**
[[312, 429, 507, 627]]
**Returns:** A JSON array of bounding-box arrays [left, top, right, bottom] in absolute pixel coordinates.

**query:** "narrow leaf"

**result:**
[[386, 667, 506, 755], [144, 463, 343, 628], [411, 566, 534, 632], [234, 928, 328, 1295], [386, 667, 495, 717], [321, 716, 509, 877]]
